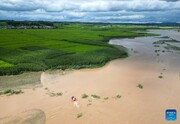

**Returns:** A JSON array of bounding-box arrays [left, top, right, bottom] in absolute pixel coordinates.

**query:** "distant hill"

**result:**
[[0, 20, 180, 29]]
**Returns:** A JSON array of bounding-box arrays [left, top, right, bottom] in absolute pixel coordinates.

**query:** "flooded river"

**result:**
[[0, 29, 180, 124]]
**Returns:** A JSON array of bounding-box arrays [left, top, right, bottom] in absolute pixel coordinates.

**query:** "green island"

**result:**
[[0, 22, 159, 75]]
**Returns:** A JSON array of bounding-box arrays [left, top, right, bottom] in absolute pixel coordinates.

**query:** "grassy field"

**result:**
[[0, 23, 157, 75]]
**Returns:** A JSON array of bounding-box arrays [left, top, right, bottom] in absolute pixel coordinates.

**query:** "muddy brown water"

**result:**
[[0, 29, 180, 124]]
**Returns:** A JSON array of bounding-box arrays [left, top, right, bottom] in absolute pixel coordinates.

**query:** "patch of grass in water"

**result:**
[[164, 44, 180, 51], [81, 94, 88, 99], [160, 36, 169, 39], [87, 103, 92, 106], [154, 45, 160, 47], [47, 91, 63, 97], [44, 87, 48, 90], [153, 39, 179, 45], [155, 50, 161, 53], [163, 68, 166, 71], [0, 89, 23, 96], [158, 75, 163, 79], [104, 97, 109, 100], [113, 94, 122, 99], [77, 113, 83, 118], [56, 92, 63, 96], [0, 72, 41, 90], [116, 95, 121, 99], [91, 94, 101, 99], [153, 40, 165, 44], [133, 50, 138, 53], [137, 84, 143, 89]]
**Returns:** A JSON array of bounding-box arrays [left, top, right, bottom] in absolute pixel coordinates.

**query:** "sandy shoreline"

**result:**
[[0, 29, 180, 124]]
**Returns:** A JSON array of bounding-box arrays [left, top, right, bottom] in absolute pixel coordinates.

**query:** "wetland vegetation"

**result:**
[[0, 22, 158, 75]]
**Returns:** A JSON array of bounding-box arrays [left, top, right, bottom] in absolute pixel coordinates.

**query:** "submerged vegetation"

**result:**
[[153, 39, 180, 52], [153, 39, 180, 45], [0, 89, 23, 96], [81, 94, 89, 99], [164, 44, 180, 51], [0, 72, 41, 90], [0, 22, 157, 75], [112, 94, 122, 99], [137, 84, 143, 89], [91, 94, 101, 99], [104, 97, 109, 100], [158, 76, 163, 79], [77, 113, 83, 118], [46, 91, 63, 97]]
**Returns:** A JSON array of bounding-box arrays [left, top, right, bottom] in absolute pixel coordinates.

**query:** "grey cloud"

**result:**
[[161, 0, 179, 2], [0, 0, 180, 23], [0, 0, 39, 11], [1, 0, 180, 12]]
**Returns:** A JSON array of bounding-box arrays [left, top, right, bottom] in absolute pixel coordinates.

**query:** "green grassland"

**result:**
[[0, 23, 157, 75]]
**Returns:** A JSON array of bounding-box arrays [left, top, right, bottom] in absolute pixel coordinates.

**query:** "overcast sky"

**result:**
[[0, 0, 180, 23]]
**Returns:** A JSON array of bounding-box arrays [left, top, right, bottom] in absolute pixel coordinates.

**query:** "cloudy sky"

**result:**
[[0, 0, 180, 23]]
